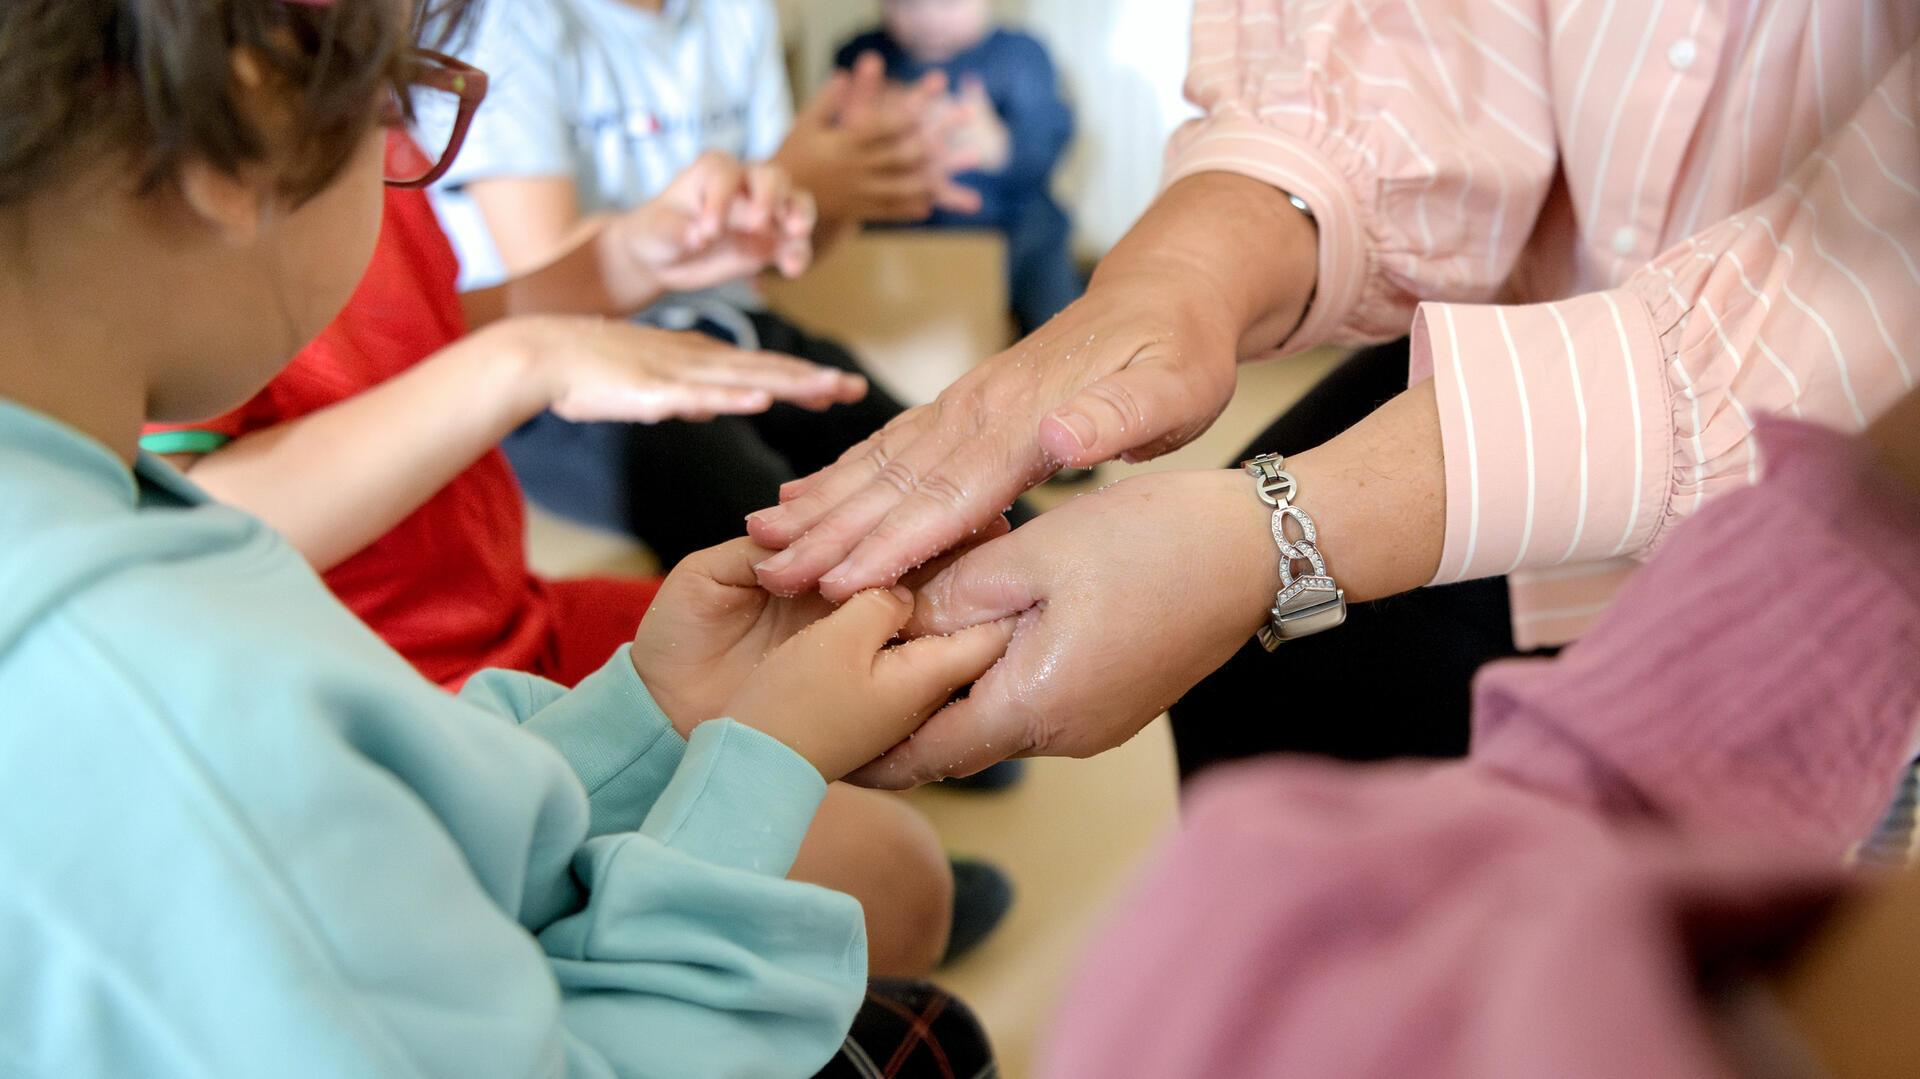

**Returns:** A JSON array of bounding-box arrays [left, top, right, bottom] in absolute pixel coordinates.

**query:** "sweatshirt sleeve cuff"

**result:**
[[518, 645, 690, 837], [1411, 289, 1672, 585], [1161, 113, 1369, 358], [638, 720, 827, 878]]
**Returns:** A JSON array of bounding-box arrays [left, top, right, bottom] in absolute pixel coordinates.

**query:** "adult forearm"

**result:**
[[1200, 379, 1446, 628], [1281, 380, 1447, 603], [182, 325, 550, 571], [1092, 171, 1318, 361]]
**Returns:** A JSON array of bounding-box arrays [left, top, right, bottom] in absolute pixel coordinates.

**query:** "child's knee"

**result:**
[[794, 786, 954, 977], [859, 794, 954, 976]]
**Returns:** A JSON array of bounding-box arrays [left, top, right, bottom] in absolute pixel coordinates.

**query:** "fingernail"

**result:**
[[746, 508, 777, 528], [890, 586, 914, 604], [756, 549, 796, 574], [1051, 411, 1094, 450]]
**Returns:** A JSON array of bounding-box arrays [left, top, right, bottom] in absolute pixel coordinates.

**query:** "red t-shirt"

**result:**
[[149, 183, 657, 689]]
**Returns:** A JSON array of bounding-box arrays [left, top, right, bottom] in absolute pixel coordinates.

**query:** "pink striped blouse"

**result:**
[[1168, 0, 1920, 647]]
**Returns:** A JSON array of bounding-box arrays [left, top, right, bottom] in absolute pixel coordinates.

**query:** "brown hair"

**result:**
[[0, 0, 476, 207]]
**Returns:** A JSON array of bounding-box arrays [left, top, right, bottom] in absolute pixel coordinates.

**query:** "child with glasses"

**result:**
[[0, 2, 1010, 1074], [143, 146, 989, 978], [140, 75, 986, 978]]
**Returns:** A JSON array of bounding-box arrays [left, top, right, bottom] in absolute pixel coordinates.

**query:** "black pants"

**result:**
[[1168, 339, 1530, 781], [503, 311, 909, 568]]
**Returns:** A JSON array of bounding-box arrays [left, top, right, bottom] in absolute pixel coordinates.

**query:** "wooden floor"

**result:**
[[526, 340, 1340, 1078]]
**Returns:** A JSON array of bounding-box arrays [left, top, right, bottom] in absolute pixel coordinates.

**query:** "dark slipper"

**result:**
[[943, 857, 1015, 966]]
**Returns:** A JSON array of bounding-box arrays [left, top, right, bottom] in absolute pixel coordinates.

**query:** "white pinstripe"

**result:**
[[1813, 153, 1920, 291], [1400, 0, 1465, 117], [1600, 292, 1647, 557], [1723, 392, 1762, 485], [1494, 308, 1539, 572], [1879, 83, 1916, 126], [1584, 0, 1668, 237], [1676, 3, 1764, 237], [1440, 305, 1483, 582], [1809, 1, 1832, 136], [1564, 0, 1621, 152], [1848, 119, 1920, 198], [1748, 217, 1873, 427], [1482, 139, 1512, 279], [1545, 303, 1593, 563], [1616, 3, 1706, 280], [1861, 0, 1879, 88], [1783, 185, 1916, 388], [1481, 100, 1557, 161], [1664, 282, 1713, 513], [1487, 0, 1545, 41], [1448, 16, 1550, 103], [1552, 0, 1590, 41], [1380, 110, 1440, 253], [1693, 292, 1792, 448], [1738, 1, 1790, 205], [1719, 246, 1808, 413]]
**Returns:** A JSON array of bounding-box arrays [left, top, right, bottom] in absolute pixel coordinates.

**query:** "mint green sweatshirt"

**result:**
[[0, 400, 866, 1078]]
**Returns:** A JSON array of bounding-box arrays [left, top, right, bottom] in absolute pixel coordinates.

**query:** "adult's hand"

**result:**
[[746, 172, 1318, 601], [841, 382, 1451, 787], [840, 468, 1282, 787]]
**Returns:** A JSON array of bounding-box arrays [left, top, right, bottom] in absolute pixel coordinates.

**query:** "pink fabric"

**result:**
[[1166, 1, 1920, 645], [1044, 419, 1920, 1079]]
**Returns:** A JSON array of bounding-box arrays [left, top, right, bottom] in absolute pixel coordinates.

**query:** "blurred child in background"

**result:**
[[839, 0, 1083, 335]]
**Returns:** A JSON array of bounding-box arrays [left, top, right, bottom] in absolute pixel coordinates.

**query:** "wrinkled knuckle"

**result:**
[[912, 472, 970, 513], [1082, 381, 1147, 431], [856, 438, 895, 476], [873, 458, 920, 497], [1013, 703, 1056, 758]]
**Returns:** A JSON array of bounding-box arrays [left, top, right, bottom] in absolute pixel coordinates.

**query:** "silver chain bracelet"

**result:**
[[1243, 453, 1347, 650]]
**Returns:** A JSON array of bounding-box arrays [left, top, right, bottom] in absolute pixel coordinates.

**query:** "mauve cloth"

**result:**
[[1045, 418, 1920, 1079]]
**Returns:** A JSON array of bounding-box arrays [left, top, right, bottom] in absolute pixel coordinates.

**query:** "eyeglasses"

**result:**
[[382, 48, 488, 188]]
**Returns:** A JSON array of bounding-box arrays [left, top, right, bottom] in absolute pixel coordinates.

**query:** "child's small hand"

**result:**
[[723, 586, 1015, 782], [630, 538, 839, 736], [610, 151, 816, 296], [523, 319, 866, 424], [775, 52, 982, 224], [936, 78, 1009, 175]]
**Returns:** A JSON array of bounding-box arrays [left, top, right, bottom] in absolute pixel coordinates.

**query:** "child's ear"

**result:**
[[175, 48, 276, 244], [175, 159, 269, 245]]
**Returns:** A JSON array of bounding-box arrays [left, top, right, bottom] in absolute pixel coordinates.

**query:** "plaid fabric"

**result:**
[[813, 979, 997, 1079]]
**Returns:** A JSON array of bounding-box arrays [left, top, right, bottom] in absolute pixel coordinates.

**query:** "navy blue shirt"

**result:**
[[835, 26, 1073, 225]]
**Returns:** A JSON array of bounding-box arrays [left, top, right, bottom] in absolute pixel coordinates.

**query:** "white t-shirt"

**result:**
[[424, 0, 793, 290]]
